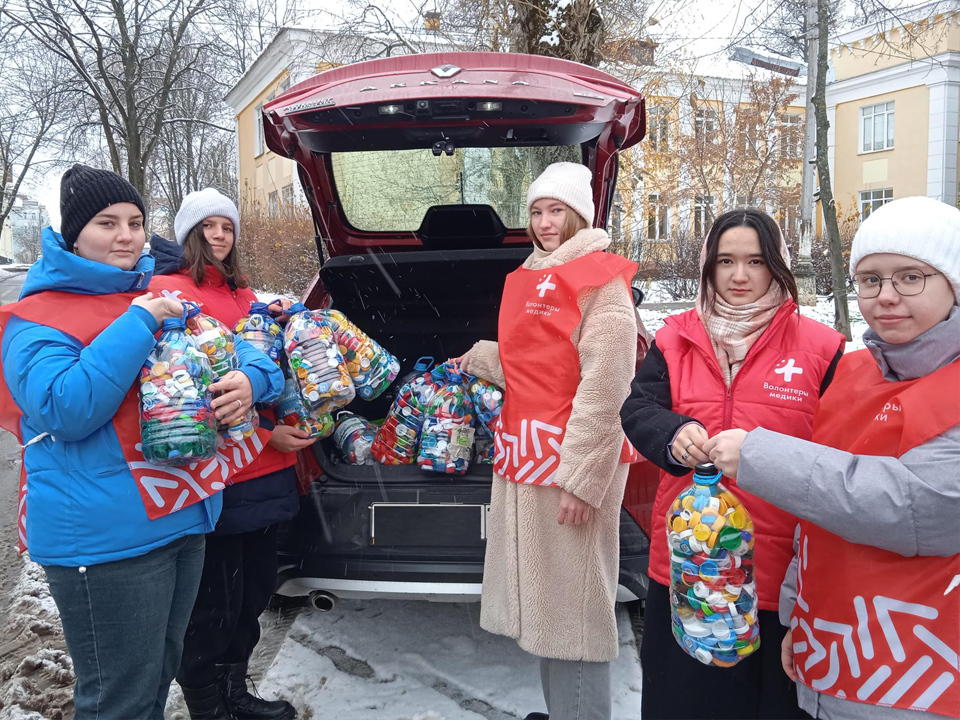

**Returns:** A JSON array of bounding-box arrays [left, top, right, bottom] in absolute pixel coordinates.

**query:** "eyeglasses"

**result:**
[[852, 270, 941, 298]]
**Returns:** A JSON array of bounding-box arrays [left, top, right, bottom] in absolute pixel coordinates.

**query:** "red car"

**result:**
[[261, 51, 660, 610]]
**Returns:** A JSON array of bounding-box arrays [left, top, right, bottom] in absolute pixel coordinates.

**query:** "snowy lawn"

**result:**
[[253, 600, 641, 720]]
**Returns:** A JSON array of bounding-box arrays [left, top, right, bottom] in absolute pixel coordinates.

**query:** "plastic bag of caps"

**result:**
[[666, 462, 759, 667], [464, 374, 504, 466], [184, 305, 259, 442], [371, 371, 441, 465], [417, 363, 476, 475], [283, 303, 355, 414], [321, 310, 401, 401], [139, 308, 218, 466], [276, 375, 334, 439], [234, 301, 283, 367], [333, 411, 378, 465]]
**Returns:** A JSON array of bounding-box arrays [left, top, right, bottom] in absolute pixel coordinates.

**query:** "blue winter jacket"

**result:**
[[1, 228, 284, 567]]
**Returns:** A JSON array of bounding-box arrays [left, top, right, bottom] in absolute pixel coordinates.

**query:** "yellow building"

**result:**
[[224, 26, 457, 214], [827, 1, 960, 220], [620, 57, 806, 259]]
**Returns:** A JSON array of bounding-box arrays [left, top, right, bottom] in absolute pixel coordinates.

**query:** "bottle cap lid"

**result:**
[[693, 463, 722, 485]]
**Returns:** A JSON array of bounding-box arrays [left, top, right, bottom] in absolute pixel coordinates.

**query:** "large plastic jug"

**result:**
[[666, 462, 759, 667]]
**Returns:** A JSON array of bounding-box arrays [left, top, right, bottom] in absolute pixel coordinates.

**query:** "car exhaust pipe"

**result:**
[[309, 591, 337, 612]]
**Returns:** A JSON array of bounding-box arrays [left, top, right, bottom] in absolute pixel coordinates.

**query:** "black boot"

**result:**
[[224, 662, 297, 720], [181, 681, 232, 720]]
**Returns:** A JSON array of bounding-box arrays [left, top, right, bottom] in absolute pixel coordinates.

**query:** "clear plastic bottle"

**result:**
[[319, 310, 400, 401], [417, 363, 475, 475], [666, 462, 759, 667], [235, 301, 283, 367], [333, 411, 378, 465], [371, 374, 439, 465], [283, 308, 355, 414], [139, 315, 218, 465], [185, 308, 259, 442], [276, 376, 335, 439]]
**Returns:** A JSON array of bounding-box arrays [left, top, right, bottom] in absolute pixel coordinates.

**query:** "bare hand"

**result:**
[[267, 298, 294, 323], [703, 429, 748, 478], [557, 489, 592, 526], [131, 292, 183, 325], [451, 353, 468, 374], [672, 422, 709, 468], [782, 629, 798, 681], [269, 424, 317, 452], [210, 371, 254, 423]]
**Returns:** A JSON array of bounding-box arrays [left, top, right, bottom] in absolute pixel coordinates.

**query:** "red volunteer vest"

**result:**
[[648, 304, 845, 610], [0, 288, 272, 553], [494, 252, 640, 487], [151, 270, 294, 481], [791, 351, 960, 716]]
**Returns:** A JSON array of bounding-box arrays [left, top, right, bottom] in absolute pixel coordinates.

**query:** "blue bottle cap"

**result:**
[[693, 463, 722, 485]]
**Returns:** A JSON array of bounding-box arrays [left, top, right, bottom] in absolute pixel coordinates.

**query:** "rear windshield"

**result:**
[[331, 146, 581, 232]]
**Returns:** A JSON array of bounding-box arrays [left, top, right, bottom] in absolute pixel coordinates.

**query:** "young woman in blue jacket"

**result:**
[[0, 166, 282, 720]]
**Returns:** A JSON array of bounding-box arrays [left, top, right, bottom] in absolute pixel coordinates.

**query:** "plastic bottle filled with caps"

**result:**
[[235, 301, 283, 367], [276, 375, 334, 439], [418, 363, 476, 475], [185, 308, 259, 442], [666, 462, 760, 667], [283, 306, 356, 414], [333, 411, 378, 465], [139, 313, 218, 466], [371, 374, 440, 465], [319, 310, 400, 400]]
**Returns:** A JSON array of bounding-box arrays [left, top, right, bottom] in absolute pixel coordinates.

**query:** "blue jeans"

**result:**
[[44, 534, 205, 720]]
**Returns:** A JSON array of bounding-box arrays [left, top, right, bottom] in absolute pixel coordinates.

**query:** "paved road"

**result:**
[[0, 269, 28, 627]]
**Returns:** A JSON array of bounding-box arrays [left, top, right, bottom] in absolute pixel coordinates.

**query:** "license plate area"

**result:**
[[370, 503, 487, 547]]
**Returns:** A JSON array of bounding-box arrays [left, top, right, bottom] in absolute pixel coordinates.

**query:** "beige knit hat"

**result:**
[[850, 196, 960, 303], [526, 162, 595, 225]]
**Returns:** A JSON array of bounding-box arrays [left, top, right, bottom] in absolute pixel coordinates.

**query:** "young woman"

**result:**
[[150, 188, 303, 720], [705, 196, 960, 720], [0, 165, 281, 719], [461, 162, 638, 720], [621, 208, 845, 720]]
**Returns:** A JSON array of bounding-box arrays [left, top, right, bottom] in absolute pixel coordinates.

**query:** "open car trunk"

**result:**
[[312, 244, 529, 483], [262, 52, 655, 601]]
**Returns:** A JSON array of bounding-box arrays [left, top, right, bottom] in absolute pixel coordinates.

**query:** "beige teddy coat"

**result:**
[[466, 228, 637, 663]]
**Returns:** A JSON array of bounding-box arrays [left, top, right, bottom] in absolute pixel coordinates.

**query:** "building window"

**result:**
[[255, 103, 265, 156], [647, 193, 668, 241], [648, 106, 669, 152], [860, 101, 894, 153], [780, 114, 803, 159], [281, 184, 294, 207], [859, 189, 892, 220], [734, 194, 758, 209], [695, 108, 718, 143], [268, 190, 279, 217], [279, 77, 290, 94], [693, 194, 714, 237]]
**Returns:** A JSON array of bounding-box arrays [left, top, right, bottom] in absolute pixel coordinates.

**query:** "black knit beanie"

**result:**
[[59, 164, 146, 251]]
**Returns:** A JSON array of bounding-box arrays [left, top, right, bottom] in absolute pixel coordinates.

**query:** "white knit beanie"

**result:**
[[526, 162, 595, 225], [174, 188, 241, 246], [850, 196, 960, 303]]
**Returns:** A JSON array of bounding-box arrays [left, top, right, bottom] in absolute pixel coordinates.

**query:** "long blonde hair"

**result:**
[[526, 202, 589, 248]]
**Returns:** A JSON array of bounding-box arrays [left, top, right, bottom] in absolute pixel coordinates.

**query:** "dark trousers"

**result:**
[[176, 523, 280, 688], [44, 534, 205, 720], [641, 580, 809, 720]]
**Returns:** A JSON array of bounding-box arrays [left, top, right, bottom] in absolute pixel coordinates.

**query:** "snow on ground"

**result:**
[[257, 600, 641, 720]]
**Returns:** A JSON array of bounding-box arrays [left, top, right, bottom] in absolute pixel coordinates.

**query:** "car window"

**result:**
[[331, 146, 581, 232]]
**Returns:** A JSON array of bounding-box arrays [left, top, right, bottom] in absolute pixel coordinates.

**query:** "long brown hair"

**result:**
[[182, 222, 249, 289], [526, 202, 589, 247], [698, 208, 797, 310]]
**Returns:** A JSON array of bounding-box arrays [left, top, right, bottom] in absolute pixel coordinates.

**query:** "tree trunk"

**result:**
[[814, 0, 851, 340]]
